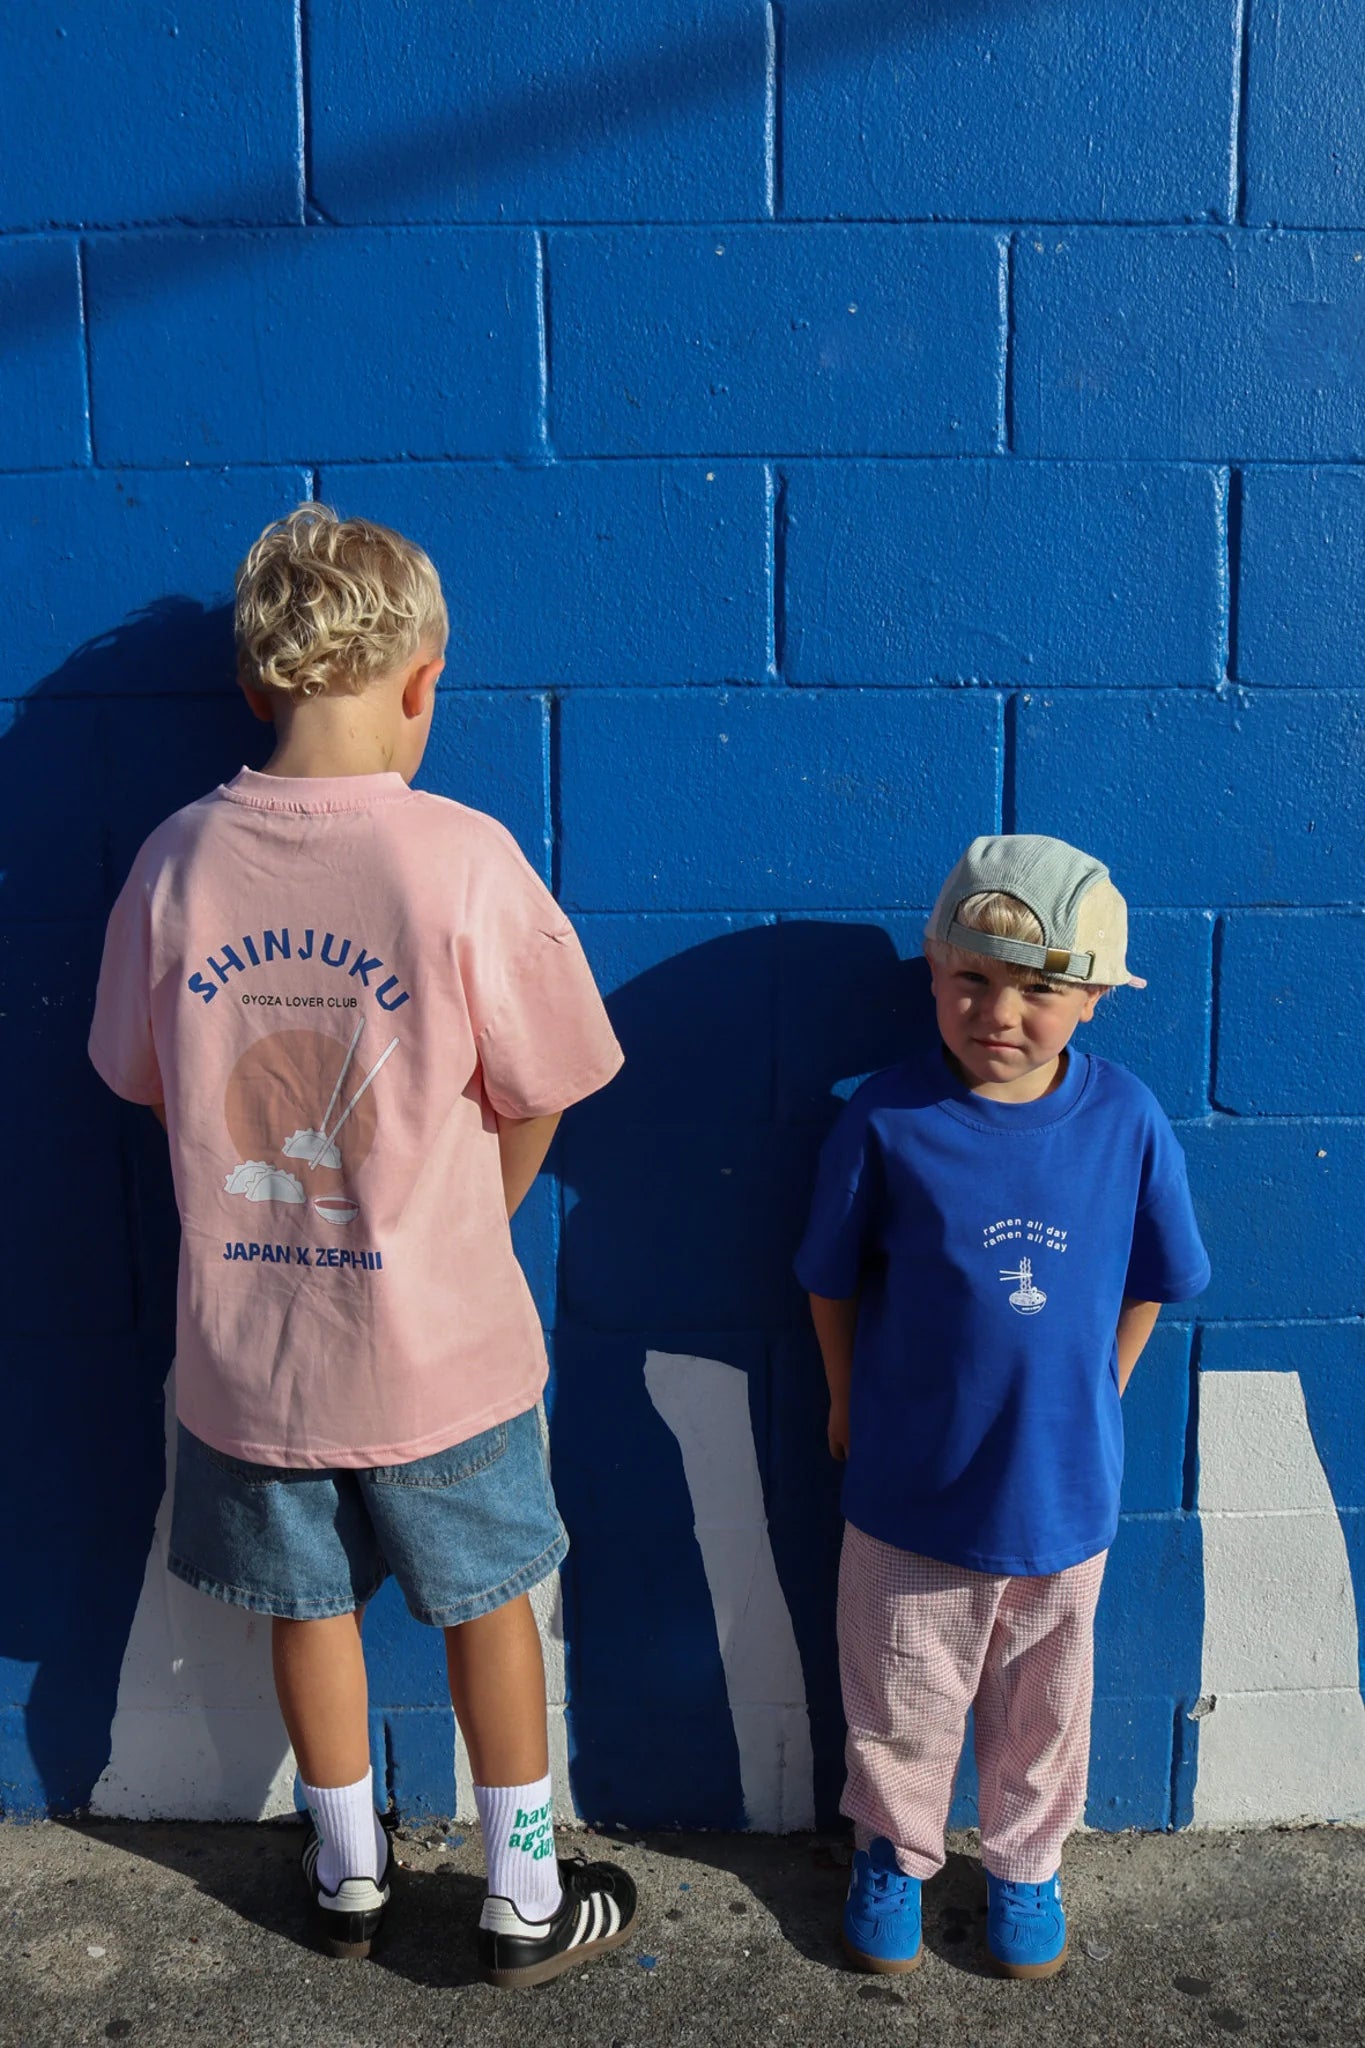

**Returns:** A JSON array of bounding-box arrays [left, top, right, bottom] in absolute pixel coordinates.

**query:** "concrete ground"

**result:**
[[1, 1820, 1361, 2048]]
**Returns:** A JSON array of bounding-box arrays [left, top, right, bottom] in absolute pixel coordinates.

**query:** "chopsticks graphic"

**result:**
[[313, 1015, 366, 1148], [308, 1028, 400, 1169]]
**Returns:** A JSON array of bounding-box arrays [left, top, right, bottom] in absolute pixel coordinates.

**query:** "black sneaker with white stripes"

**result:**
[[477, 1855, 638, 1988], [301, 1817, 392, 1959]]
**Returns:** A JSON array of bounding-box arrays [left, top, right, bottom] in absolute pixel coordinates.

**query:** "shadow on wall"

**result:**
[[0, 602, 269, 1814], [6, 0, 1012, 351], [552, 923, 940, 1830], [0, 592, 942, 1825]]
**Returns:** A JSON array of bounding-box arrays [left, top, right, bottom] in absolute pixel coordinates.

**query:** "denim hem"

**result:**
[[405, 1527, 569, 1628], [166, 1549, 387, 1621]]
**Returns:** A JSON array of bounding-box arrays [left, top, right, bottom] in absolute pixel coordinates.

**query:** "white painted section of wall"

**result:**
[[92, 1376, 295, 1821], [645, 1349, 815, 1831], [96, 1374, 578, 1824], [1194, 1369, 1365, 1828]]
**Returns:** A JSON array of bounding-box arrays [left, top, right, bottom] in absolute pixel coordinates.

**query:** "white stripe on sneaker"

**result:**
[[602, 1893, 621, 1938], [572, 1898, 593, 1947]]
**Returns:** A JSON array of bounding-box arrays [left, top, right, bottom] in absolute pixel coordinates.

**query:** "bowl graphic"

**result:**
[[314, 1194, 359, 1226]]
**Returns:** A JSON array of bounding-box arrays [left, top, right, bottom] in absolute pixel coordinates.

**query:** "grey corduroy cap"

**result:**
[[926, 835, 1146, 988]]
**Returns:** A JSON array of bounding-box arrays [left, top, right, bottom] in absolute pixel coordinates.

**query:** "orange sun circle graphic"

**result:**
[[224, 1027, 381, 1188]]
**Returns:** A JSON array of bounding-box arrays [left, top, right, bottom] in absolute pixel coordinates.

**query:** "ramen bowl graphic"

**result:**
[[314, 1195, 359, 1227]]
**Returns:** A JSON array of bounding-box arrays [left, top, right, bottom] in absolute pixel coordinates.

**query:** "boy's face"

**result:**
[[927, 950, 1103, 1098]]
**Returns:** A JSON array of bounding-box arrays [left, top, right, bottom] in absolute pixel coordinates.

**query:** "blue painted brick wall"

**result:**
[[2, 0, 1362, 1834]]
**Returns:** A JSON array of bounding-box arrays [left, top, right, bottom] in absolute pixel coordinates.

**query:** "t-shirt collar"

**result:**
[[219, 767, 410, 814], [926, 1041, 1090, 1131]]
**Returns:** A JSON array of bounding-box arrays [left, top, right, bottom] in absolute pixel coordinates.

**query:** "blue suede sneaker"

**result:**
[[842, 1838, 922, 1974], [985, 1871, 1068, 1979]]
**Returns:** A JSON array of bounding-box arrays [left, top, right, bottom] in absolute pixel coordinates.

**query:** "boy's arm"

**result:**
[[809, 1292, 859, 1462], [1116, 1298, 1161, 1394], [497, 1111, 562, 1219]]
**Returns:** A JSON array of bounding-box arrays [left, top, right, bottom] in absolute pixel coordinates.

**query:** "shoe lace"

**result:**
[[997, 1879, 1057, 1920], [862, 1863, 916, 1913]]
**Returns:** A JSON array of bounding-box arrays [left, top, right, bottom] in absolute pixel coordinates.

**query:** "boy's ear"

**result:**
[[1078, 986, 1108, 1023], [237, 669, 277, 725], [403, 653, 445, 720]]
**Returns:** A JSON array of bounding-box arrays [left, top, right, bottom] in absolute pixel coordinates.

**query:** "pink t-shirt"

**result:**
[[90, 768, 622, 1468]]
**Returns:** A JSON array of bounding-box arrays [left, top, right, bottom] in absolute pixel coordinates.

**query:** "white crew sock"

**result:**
[[475, 1774, 564, 1921], [301, 1770, 389, 1895]]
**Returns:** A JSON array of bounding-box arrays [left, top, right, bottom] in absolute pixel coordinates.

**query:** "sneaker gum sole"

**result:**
[[482, 1908, 638, 1990], [841, 1929, 922, 1975], [320, 1929, 377, 1961], [313, 1904, 388, 1962], [988, 1936, 1068, 1981]]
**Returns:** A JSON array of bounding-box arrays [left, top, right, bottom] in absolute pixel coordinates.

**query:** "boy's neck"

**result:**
[[259, 690, 405, 781], [947, 1046, 1070, 1104], [260, 735, 399, 779]]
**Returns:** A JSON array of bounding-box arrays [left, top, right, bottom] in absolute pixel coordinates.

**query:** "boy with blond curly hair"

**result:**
[[90, 505, 635, 1985], [797, 835, 1209, 1980]]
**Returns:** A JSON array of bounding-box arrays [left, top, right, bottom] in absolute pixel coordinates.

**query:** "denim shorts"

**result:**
[[167, 1405, 568, 1626]]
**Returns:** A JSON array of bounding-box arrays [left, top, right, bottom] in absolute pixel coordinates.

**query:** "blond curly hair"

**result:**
[[235, 504, 448, 700]]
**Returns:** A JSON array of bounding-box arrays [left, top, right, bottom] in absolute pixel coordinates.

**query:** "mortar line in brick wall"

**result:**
[[1167, 1701, 1186, 1833], [53, 452, 1365, 476], [6, 686, 1351, 713], [1202, 1505, 1365, 1520], [1181, 1325, 1203, 1514], [765, 2, 785, 219], [293, 0, 307, 223], [1208, 913, 1228, 1111], [1224, 469, 1244, 684], [54, 214, 1341, 238], [1000, 693, 1018, 831], [1000, 234, 1015, 454], [547, 914, 1365, 935], [1175, 1112, 1365, 1127], [1195, 1314, 1365, 1329], [48, 215, 1365, 246], [768, 464, 788, 682], [74, 239, 95, 466], [534, 231, 554, 458], [295, 0, 334, 224], [381, 1718, 396, 1816], [547, 691, 562, 897], [1231, 0, 1252, 224], [1111, 1509, 1201, 1524]]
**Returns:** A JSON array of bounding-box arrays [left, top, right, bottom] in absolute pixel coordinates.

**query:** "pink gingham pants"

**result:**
[[838, 1522, 1107, 1884]]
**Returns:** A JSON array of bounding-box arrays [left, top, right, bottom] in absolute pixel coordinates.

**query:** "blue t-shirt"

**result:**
[[795, 1048, 1211, 1575]]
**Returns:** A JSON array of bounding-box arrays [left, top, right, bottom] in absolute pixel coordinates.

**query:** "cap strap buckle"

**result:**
[[947, 922, 1094, 981]]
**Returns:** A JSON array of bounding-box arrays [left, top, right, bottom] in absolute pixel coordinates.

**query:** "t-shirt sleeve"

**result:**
[[467, 833, 622, 1121], [1124, 1114, 1211, 1303], [88, 856, 163, 1106], [793, 1100, 879, 1300]]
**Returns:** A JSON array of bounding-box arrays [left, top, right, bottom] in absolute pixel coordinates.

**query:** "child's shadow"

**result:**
[[638, 1834, 992, 1978], [59, 1818, 491, 1987], [0, 601, 269, 1815], [552, 921, 939, 1839]]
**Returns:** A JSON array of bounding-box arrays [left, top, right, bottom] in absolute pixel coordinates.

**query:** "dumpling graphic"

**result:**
[[224, 1160, 306, 1204], [282, 1128, 342, 1169]]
